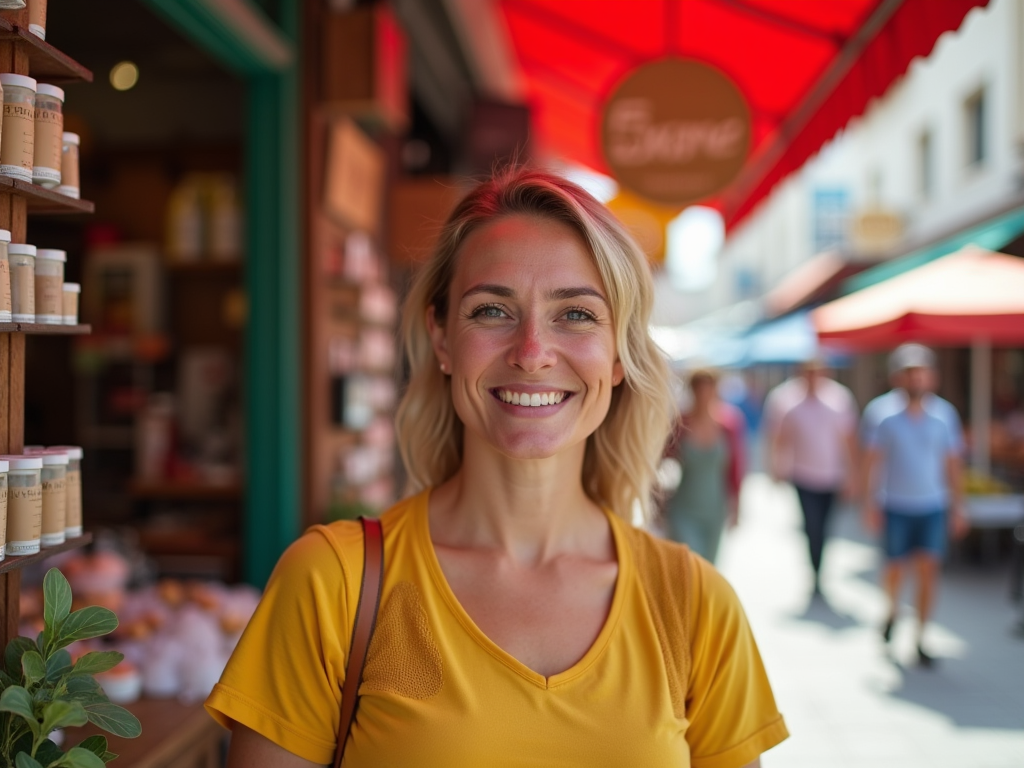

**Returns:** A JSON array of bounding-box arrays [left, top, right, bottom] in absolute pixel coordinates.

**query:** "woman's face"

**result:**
[[428, 214, 624, 461]]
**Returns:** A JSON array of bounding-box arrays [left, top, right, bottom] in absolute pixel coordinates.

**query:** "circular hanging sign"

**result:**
[[601, 58, 751, 207]]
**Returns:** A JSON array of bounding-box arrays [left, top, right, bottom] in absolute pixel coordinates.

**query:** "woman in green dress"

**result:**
[[664, 369, 746, 563]]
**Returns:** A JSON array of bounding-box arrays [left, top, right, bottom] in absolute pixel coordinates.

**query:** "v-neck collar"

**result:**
[[415, 488, 631, 690]]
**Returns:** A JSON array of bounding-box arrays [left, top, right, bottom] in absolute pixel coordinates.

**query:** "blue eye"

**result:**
[[469, 303, 507, 319], [565, 307, 597, 323]]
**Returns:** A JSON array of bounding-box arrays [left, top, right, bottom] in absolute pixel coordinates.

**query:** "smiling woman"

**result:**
[[206, 168, 789, 768]]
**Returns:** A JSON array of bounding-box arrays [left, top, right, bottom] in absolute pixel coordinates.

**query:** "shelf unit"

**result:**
[[0, 19, 95, 648]]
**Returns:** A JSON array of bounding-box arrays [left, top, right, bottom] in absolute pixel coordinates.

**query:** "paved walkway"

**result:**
[[717, 473, 1024, 768]]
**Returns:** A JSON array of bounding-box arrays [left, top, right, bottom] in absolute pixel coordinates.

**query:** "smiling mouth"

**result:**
[[492, 389, 571, 407]]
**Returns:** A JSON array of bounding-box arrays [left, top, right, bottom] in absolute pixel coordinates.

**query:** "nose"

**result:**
[[507, 316, 557, 373]]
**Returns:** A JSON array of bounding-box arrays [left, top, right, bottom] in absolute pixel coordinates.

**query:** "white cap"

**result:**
[[38, 451, 69, 466], [62, 132, 80, 146], [62, 283, 81, 293], [48, 445, 83, 460], [2, 455, 42, 470], [35, 84, 64, 101], [35, 249, 66, 262], [0, 74, 36, 91], [0, 460, 7, 473], [8, 244, 36, 257], [0, 230, 10, 244]]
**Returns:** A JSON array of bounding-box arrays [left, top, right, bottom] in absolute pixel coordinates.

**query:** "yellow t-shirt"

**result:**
[[206, 490, 787, 767]]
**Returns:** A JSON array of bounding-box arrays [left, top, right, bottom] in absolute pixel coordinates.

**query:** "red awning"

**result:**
[[811, 247, 1024, 349], [498, 0, 989, 228]]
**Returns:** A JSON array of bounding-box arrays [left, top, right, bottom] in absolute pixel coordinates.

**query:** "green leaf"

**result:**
[[52, 608, 118, 651], [0, 686, 39, 736], [33, 738, 63, 765], [62, 748, 105, 768], [15, 753, 43, 768], [5, 637, 37, 679], [75, 735, 107, 759], [45, 649, 73, 682], [21, 651, 46, 688], [41, 700, 88, 735], [83, 702, 141, 739], [64, 677, 106, 707], [71, 652, 123, 677], [43, 569, 73, 631], [64, 677, 101, 696]]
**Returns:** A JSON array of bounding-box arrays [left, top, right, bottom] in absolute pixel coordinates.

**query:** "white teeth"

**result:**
[[496, 390, 567, 407]]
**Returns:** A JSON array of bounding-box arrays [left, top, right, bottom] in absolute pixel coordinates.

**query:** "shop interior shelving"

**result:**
[[0, 16, 95, 646], [0, 534, 93, 576]]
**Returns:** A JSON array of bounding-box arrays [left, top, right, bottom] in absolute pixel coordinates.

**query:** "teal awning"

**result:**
[[841, 205, 1024, 294]]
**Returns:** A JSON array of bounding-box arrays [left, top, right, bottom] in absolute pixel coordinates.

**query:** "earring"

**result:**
[[440, 362, 448, 374]]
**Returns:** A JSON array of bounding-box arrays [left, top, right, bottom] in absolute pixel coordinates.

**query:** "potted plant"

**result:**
[[0, 568, 141, 767]]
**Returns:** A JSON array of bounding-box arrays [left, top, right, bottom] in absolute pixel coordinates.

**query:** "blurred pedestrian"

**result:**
[[763, 361, 854, 480], [770, 359, 859, 595], [862, 344, 968, 667], [663, 368, 746, 562]]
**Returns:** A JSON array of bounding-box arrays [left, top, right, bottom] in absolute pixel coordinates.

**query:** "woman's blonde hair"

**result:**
[[395, 168, 676, 521]]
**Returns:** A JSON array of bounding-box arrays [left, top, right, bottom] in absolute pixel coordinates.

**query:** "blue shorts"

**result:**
[[884, 509, 946, 559]]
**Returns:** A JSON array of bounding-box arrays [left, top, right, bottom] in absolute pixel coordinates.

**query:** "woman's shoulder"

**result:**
[[281, 492, 425, 581], [619, 523, 740, 618]]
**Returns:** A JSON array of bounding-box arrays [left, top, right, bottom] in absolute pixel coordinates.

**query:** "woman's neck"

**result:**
[[429, 440, 606, 565]]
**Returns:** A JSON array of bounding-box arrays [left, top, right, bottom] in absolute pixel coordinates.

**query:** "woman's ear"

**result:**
[[427, 305, 451, 374], [612, 359, 625, 386]]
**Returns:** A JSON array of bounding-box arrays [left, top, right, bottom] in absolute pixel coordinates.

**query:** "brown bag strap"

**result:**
[[334, 517, 384, 768]]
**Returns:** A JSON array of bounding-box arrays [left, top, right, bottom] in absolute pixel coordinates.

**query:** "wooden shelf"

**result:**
[[130, 480, 242, 501], [0, 322, 90, 334], [0, 533, 92, 575], [63, 698, 224, 768], [0, 22, 93, 83], [0, 176, 95, 215]]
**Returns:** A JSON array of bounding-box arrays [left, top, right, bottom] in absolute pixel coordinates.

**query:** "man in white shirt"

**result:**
[[770, 360, 859, 596]]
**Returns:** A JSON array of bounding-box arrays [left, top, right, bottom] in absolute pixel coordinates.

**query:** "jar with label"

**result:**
[[0, 229, 10, 323], [0, 459, 7, 561], [38, 450, 66, 547], [3, 455, 41, 555], [0, 74, 36, 182], [9, 244, 35, 322], [32, 84, 63, 188], [62, 281, 79, 325], [57, 132, 79, 198], [33, 248, 64, 324], [48, 446, 82, 536], [28, 0, 46, 39]]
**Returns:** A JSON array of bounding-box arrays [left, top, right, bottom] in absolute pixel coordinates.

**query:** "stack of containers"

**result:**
[[0, 73, 82, 325]]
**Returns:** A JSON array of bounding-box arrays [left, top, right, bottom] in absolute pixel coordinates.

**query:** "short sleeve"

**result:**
[[938, 400, 965, 455], [861, 399, 883, 447], [205, 523, 363, 765], [686, 558, 788, 768]]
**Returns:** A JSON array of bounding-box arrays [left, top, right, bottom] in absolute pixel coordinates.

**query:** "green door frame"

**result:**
[[141, 0, 301, 587]]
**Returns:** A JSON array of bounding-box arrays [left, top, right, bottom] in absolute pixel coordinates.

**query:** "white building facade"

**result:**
[[700, 0, 1024, 321]]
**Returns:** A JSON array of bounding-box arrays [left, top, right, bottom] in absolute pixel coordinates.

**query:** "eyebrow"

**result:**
[[462, 284, 609, 305]]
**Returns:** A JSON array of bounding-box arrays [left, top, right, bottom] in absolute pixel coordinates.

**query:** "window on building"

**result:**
[[812, 188, 849, 253], [965, 87, 986, 167], [918, 129, 934, 199]]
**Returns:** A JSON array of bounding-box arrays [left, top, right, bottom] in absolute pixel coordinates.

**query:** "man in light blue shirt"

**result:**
[[863, 344, 967, 667]]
